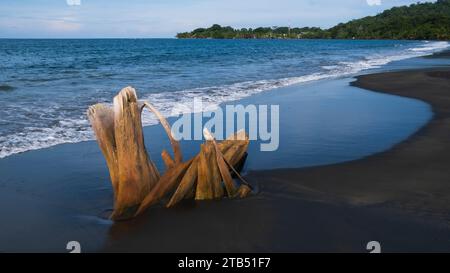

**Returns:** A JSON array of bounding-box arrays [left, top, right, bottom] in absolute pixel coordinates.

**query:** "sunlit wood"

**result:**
[[88, 87, 252, 220]]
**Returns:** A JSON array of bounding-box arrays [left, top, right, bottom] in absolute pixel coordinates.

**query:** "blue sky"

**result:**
[[0, 0, 434, 38]]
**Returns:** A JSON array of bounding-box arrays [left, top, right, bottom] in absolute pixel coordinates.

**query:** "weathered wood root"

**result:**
[[88, 87, 160, 220], [88, 87, 252, 220], [136, 130, 251, 215]]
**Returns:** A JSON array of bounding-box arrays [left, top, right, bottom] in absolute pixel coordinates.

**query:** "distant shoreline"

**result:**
[[177, 1, 450, 40], [176, 37, 450, 41], [0, 38, 448, 41]]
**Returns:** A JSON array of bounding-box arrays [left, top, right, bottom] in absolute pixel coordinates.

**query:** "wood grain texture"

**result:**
[[88, 87, 252, 220]]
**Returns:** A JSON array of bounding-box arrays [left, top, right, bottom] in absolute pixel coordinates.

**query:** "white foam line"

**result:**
[[141, 41, 450, 125], [1, 41, 448, 159]]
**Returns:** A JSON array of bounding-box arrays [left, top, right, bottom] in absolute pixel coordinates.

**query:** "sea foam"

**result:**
[[0, 41, 448, 159]]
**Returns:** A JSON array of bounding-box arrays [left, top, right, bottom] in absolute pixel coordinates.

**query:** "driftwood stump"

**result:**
[[88, 87, 252, 220], [88, 87, 160, 220]]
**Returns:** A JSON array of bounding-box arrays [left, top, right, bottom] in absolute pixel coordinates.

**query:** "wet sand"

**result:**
[[251, 68, 450, 222], [104, 66, 450, 253], [0, 54, 449, 252]]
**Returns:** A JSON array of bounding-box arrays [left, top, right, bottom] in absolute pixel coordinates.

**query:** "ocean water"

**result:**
[[0, 39, 448, 158]]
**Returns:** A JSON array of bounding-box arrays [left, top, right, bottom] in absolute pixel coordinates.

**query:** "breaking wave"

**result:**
[[0, 40, 448, 159]]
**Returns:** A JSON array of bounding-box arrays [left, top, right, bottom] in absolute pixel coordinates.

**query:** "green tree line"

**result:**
[[176, 0, 450, 40]]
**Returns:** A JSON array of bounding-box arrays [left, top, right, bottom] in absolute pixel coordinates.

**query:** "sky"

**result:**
[[0, 0, 435, 38]]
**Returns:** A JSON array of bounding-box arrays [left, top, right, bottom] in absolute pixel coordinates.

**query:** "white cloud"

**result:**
[[366, 0, 382, 6]]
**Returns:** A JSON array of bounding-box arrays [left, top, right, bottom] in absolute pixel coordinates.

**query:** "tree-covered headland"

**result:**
[[176, 0, 450, 40]]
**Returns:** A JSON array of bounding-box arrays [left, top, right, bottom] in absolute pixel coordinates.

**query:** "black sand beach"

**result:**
[[252, 67, 450, 223], [0, 55, 449, 253], [103, 64, 450, 253], [2, 0, 450, 256]]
